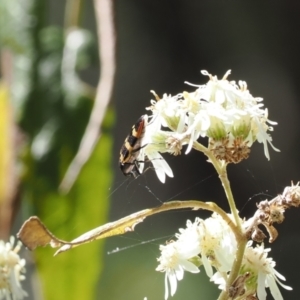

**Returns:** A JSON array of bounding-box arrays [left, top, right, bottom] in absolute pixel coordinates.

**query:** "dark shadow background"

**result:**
[[51, 1, 300, 299]]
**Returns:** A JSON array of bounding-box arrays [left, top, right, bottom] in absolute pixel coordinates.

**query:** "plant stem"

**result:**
[[16, 199, 239, 254], [193, 141, 242, 231], [218, 167, 242, 232], [193, 141, 247, 299], [217, 237, 248, 300]]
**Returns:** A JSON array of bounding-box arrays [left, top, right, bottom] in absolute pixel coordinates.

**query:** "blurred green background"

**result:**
[[1, 0, 300, 299]]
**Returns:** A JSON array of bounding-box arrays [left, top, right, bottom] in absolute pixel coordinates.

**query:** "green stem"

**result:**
[[193, 141, 242, 231], [193, 141, 247, 300], [218, 167, 242, 232], [217, 237, 248, 300], [35, 200, 237, 254]]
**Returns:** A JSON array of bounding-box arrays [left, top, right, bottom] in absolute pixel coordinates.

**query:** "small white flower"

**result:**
[[210, 271, 226, 290], [135, 70, 278, 181], [242, 242, 292, 300], [190, 70, 279, 160], [156, 240, 200, 300], [157, 214, 240, 299], [138, 148, 173, 183], [144, 70, 279, 170], [204, 214, 238, 274], [175, 218, 202, 256], [249, 108, 280, 160], [0, 237, 27, 300], [194, 213, 239, 278], [147, 92, 184, 132], [138, 122, 174, 183], [156, 219, 201, 299], [210, 242, 292, 300]]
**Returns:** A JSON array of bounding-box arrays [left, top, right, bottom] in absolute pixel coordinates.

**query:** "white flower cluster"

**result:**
[[156, 215, 291, 300], [0, 237, 27, 300], [138, 70, 279, 182]]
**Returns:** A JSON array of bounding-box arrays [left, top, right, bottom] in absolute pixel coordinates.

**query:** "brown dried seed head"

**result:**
[[209, 137, 250, 164]]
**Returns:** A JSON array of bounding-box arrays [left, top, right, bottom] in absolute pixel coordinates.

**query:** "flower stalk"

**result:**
[[218, 237, 248, 300], [194, 140, 246, 300], [193, 141, 242, 233], [218, 167, 242, 232]]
